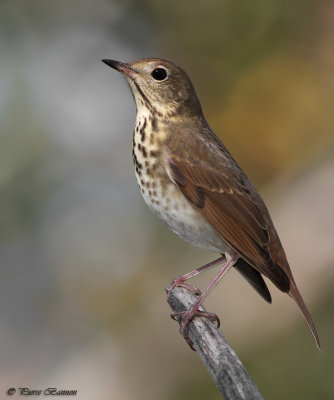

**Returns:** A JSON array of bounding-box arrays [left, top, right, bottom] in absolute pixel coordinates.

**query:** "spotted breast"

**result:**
[[132, 106, 228, 253]]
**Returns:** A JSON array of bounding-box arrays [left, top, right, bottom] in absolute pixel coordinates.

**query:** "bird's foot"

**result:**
[[171, 307, 220, 350], [166, 277, 201, 296], [171, 305, 220, 338]]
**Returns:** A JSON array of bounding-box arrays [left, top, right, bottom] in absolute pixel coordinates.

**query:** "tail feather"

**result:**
[[289, 281, 320, 349], [234, 258, 272, 303]]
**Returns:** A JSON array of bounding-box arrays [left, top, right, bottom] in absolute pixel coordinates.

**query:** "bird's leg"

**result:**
[[171, 253, 238, 338], [165, 255, 226, 296]]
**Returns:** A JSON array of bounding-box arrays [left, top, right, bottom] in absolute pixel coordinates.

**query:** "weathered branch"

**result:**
[[167, 287, 264, 400]]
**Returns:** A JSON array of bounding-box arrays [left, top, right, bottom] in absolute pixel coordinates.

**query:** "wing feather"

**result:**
[[163, 147, 290, 292]]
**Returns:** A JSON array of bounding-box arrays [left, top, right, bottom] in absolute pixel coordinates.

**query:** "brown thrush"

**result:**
[[102, 58, 320, 348]]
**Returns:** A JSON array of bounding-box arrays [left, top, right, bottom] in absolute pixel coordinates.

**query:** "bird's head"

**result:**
[[102, 58, 202, 117]]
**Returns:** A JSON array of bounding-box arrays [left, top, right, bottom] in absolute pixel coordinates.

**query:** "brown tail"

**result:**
[[289, 281, 320, 349]]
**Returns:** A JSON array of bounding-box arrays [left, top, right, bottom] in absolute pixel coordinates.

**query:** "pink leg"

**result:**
[[165, 255, 226, 296], [172, 254, 238, 337]]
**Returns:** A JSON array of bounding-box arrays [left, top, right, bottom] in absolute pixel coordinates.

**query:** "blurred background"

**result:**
[[1, 0, 334, 398]]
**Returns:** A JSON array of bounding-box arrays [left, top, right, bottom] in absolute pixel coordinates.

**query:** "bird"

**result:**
[[102, 57, 320, 348]]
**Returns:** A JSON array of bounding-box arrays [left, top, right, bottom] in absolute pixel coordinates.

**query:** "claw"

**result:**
[[170, 312, 181, 321], [184, 336, 196, 351], [170, 308, 220, 337], [196, 310, 220, 328], [166, 279, 201, 296], [170, 311, 196, 350], [181, 312, 219, 350]]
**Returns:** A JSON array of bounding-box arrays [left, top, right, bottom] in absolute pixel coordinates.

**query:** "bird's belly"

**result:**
[[136, 170, 228, 253]]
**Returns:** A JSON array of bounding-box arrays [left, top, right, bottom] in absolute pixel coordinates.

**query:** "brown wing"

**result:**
[[163, 139, 291, 293], [163, 126, 321, 347]]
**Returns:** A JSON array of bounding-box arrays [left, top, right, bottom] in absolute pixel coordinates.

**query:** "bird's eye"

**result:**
[[151, 68, 167, 81]]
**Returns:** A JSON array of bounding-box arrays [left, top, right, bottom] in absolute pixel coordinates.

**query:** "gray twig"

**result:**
[[167, 287, 264, 400]]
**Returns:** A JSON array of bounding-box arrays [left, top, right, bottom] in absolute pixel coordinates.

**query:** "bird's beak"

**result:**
[[101, 59, 136, 78]]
